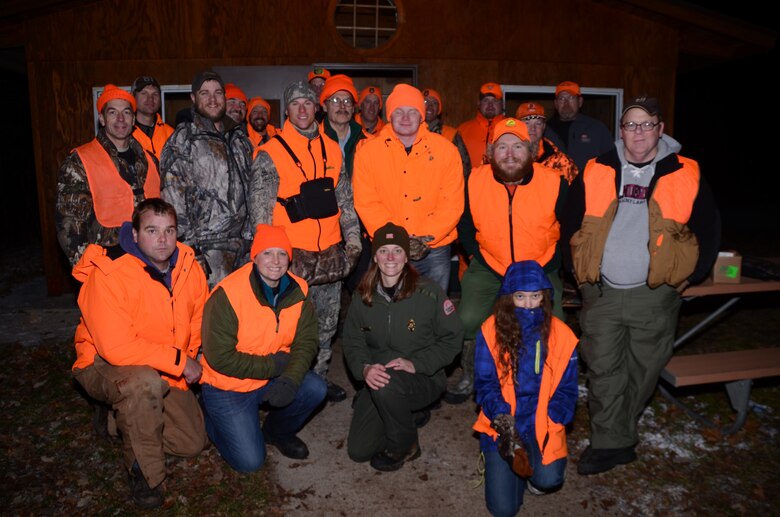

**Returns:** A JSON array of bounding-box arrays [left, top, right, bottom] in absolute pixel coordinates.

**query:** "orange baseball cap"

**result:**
[[490, 117, 530, 144], [422, 88, 442, 115], [515, 102, 546, 120], [251, 224, 292, 260], [480, 82, 503, 100], [97, 84, 136, 113], [308, 67, 331, 82], [555, 81, 581, 97], [358, 86, 383, 109], [225, 83, 248, 104], [319, 74, 358, 105]]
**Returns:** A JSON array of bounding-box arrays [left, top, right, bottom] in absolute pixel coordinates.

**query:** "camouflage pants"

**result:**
[[197, 238, 251, 289], [308, 281, 342, 377]]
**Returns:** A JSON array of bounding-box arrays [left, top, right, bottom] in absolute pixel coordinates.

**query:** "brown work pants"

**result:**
[[74, 356, 207, 488]]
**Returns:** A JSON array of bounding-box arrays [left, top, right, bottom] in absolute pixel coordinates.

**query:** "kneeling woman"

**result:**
[[199, 225, 327, 472], [343, 222, 463, 471], [473, 260, 578, 516]]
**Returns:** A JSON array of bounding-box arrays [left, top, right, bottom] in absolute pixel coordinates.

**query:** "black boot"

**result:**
[[127, 461, 164, 509]]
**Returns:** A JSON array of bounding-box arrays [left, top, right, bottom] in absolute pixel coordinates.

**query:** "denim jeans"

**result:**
[[483, 434, 567, 516], [200, 372, 326, 472], [411, 244, 451, 293]]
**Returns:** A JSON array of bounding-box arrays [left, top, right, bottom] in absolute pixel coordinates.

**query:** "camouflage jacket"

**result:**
[[56, 129, 157, 266], [160, 108, 254, 248], [538, 137, 579, 185]]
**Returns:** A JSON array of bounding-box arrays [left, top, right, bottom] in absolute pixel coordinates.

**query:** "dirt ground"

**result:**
[[2, 247, 779, 516]]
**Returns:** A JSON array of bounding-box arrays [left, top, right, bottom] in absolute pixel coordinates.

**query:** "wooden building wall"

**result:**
[[14, 0, 680, 294]]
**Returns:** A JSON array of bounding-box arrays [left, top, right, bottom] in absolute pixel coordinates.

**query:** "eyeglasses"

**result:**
[[328, 97, 354, 107], [621, 121, 660, 132]]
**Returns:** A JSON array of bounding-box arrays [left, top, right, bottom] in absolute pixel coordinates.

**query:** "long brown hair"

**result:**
[[357, 261, 419, 306], [493, 290, 553, 384]]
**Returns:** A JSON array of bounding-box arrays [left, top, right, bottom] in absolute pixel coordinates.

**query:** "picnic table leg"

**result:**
[[722, 379, 753, 436]]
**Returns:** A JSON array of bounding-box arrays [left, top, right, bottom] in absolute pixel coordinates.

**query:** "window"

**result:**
[[331, 0, 401, 50]]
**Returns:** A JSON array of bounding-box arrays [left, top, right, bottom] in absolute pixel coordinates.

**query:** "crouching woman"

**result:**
[[199, 224, 327, 471], [343, 222, 463, 472], [473, 260, 579, 516]]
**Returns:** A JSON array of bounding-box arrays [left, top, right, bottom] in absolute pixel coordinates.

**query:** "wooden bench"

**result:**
[[659, 348, 780, 435]]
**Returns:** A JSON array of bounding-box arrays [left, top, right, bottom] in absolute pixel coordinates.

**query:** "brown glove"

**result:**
[[491, 413, 533, 478], [408, 236, 433, 261]]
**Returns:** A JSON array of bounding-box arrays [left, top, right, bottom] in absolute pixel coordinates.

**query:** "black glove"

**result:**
[[263, 376, 299, 407], [270, 352, 290, 377], [491, 413, 533, 477]]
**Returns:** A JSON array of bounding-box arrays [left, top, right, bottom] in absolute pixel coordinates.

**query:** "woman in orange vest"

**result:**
[[472, 260, 578, 516]]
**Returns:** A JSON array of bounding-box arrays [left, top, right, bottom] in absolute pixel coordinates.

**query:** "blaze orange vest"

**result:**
[[132, 114, 173, 159], [472, 315, 578, 465], [259, 121, 343, 251], [75, 139, 160, 228], [469, 163, 561, 275], [200, 263, 308, 392], [247, 124, 278, 149]]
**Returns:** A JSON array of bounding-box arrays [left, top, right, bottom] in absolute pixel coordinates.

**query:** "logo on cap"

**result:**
[[505, 119, 517, 127]]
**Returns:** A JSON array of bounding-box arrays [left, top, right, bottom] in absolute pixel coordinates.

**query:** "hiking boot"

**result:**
[[326, 381, 347, 402], [576, 445, 637, 475], [370, 442, 422, 472], [127, 461, 164, 509], [413, 409, 431, 429], [263, 430, 310, 460], [444, 376, 473, 404]]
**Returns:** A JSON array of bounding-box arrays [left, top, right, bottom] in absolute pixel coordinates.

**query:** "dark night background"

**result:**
[[2, 9, 778, 257]]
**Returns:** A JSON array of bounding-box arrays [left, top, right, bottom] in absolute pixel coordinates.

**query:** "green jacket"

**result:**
[[342, 277, 463, 388], [322, 117, 367, 182], [201, 266, 318, 386]]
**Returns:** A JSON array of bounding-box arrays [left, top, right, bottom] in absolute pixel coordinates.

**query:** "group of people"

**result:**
[[56, 67, 720, 515]]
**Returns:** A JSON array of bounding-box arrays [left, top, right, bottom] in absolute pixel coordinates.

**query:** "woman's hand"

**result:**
[[363, 363, 391, 390], [385, 357, 415, 374]]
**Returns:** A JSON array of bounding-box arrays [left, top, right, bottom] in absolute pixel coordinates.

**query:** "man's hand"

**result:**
[[363, 363, 391, 390], [409, 235, 434, 261], [385, 357, 415, 374], [182, 356, 202, 384]]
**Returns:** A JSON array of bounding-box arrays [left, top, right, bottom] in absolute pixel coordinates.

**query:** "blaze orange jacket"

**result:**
[[132, 113, 173, 160], [72, 242, 208, 390], [473, 315, 578, 465], [200, 263, 309, 392], [457, 112, 506, 167], [467, 163, 563, 275], [259, 120, 344, 251], [352, 123, 464, 248], [247, 124, 278, 149], [75, 139, 160, 228]]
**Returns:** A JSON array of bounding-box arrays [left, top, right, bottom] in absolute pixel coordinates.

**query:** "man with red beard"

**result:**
[[161, 71, 254, 288], [445, 118, 567, 404]]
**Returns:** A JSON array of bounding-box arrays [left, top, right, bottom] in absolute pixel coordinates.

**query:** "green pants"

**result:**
[[578, 282, 681, 448], [347, 370, 443, 461]]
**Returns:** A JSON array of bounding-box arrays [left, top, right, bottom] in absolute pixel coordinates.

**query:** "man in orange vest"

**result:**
[[131, 76, 173, 160], [71, 198, 208, 509], [246, 96, 278, 148], [57, 84, 160, 266], [445, 118, 567, 404], [249, 81, 362, 403], [457, 82, 506, 167]]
